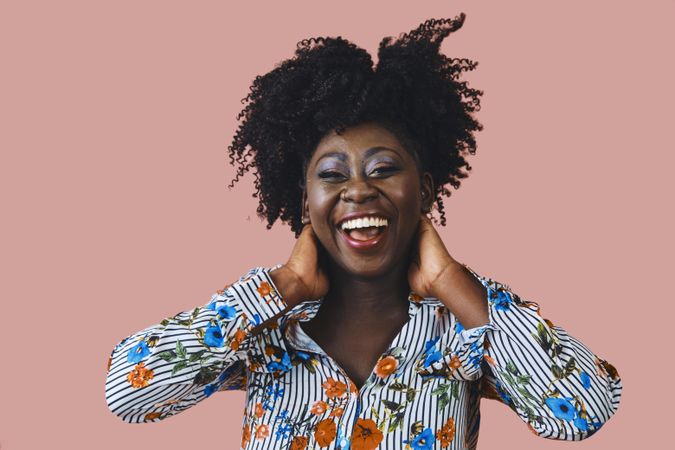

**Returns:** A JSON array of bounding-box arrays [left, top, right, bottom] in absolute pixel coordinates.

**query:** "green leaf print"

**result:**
[[382, 399, 401, 412], [176, 340, 187, 359], [189, 350, 206, 362], [171, 360, 188, 376], [158, 351, 177, 362], [431, 384, 449, 396]]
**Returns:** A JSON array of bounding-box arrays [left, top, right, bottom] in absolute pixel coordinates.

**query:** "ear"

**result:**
[[301, 188, 310, 223], [420, 172, 434, 213]]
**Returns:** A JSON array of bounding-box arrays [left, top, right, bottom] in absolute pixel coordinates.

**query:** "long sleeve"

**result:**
[[105, 264, 287, 423], [459, 265, 622, 440], [417, 264, 622, 440]]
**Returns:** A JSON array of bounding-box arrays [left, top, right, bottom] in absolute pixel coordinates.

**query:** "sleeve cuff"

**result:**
[[225, 264, 288, 327]]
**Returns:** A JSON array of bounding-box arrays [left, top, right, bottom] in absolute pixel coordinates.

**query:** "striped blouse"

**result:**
[[105, 263, 622, 449]]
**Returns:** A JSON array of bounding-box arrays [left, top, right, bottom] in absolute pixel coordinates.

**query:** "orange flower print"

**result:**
[[526, 422, 539, 436], [290, 435, 309, 450], [544, 318, 555, 328], [350, 418, 383, 450], [241, 424, 251, 448], [449, 355, 461, 370], [599, 358, 619, 380], [314, 418, 337, 447], [594, 356, 605, 377], [483, 354, 496, 366], [374, 355, 398, 378], [410, 292, 423, 303], [127, 362, 154, 388], [106, 355, 112, 374], [143, 412, 161, 421], [311, 400, 328, 415], [256, 281, 274, 298], [255, 423, 270, 440], [436, 417, 455, 447], [265, 346, 275, 356], [322, 377, 347, 399], [255, 402, 264, 418], [231, 329, 246, 351], [329, 406, 344, 418]]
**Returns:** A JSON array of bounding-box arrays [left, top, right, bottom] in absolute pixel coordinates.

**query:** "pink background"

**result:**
[[2, 0, 672, 448]]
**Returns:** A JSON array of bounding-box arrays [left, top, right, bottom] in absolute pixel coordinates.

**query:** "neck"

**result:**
[[320, 258, 412, 322]]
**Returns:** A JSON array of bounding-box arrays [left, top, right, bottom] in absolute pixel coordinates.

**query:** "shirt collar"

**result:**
[[281, 291, 442, 355]]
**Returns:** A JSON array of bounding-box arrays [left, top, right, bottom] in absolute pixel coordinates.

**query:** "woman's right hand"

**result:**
[[270, 223, 330, 307]]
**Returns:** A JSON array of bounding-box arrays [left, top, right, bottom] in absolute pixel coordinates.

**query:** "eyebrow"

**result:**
[[314, 146, 401, 166]]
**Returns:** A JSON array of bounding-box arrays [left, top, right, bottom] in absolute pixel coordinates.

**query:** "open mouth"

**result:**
[[343, 226, 387, 241], [337, 224, 389, 249]]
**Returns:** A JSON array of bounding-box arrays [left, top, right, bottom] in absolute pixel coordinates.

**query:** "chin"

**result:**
[[335, 254, 397, 279]]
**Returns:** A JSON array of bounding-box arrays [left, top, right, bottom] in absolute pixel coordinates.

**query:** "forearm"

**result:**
[[431, 261, 490, 329]]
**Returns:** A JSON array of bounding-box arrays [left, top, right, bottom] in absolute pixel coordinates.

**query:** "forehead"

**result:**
[[309, 122, 415, 166]]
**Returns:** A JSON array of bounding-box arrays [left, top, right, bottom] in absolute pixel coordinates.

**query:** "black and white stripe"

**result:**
[[105, 264, 622, 448]]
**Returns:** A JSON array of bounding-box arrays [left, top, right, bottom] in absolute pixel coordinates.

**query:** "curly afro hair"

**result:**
[[227, 12, 483, 237]]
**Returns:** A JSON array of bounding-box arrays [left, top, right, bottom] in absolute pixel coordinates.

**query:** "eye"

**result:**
[[370, 166, 398, 176], [318, 170, 346, 180]]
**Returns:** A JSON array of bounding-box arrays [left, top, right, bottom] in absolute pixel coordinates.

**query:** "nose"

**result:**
[[340, 177, 379, 203]]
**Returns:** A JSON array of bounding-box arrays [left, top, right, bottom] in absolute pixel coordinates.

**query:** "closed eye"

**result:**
[[318, 171, 345, 179], [371, 166, 398, 176]]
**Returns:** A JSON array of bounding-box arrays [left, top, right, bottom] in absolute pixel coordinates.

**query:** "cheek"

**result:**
[[306, 190, 336, 235], [391, 183, 421, 215]]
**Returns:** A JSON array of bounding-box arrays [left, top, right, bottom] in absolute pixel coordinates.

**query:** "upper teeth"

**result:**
[[340, 216, 389, 230]]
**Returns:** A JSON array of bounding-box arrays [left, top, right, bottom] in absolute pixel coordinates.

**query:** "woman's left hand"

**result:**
[[407, 214, 462, 299]]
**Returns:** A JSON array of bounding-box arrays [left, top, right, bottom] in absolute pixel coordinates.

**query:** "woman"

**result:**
[[105, 14, 621, 449]]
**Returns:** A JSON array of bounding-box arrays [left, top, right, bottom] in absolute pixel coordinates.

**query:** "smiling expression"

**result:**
[[303, 122, 434, 278]]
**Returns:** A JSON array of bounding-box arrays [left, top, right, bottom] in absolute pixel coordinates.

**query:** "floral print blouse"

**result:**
[[105, 264, 622, 449]]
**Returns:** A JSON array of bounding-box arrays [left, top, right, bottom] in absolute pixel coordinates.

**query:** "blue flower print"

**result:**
[[295, 350, 310, 361], [411, 428, 435, 450], [495, 380, 512, 404], [265, 382, 285, 400], [204, 383, 218, 397], [249, 313, 262, 327], [336, 426, 351, 450], [573, 416, 588, 431], [127, 340, 150, 363], [203, 324, 225, 347], [422, 336, 442, 367], [267, 352, 292, 373], [580, 371, 591, 390], [544, 397, 576, 421], [467, 341, 484, 368], [455, 320, 464, 334], [423, 336, 440, 354], [423, 350, 442, 368], [216, 304, 237, 321], [275, 422, 292, 439], [490, 288, 513, 311]]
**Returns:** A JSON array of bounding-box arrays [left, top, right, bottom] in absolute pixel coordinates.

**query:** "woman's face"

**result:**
[[303, 122, 434, 278]]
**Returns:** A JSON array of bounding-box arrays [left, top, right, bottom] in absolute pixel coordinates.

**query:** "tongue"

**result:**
[[348, 226, 382, 241]]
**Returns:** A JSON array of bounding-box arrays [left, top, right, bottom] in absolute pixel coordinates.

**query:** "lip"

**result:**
[[338, 224, 388, 250]]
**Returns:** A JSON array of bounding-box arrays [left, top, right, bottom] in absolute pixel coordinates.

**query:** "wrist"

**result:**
[[269, 265, 303, 308], [429, 260, 464, 299]]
